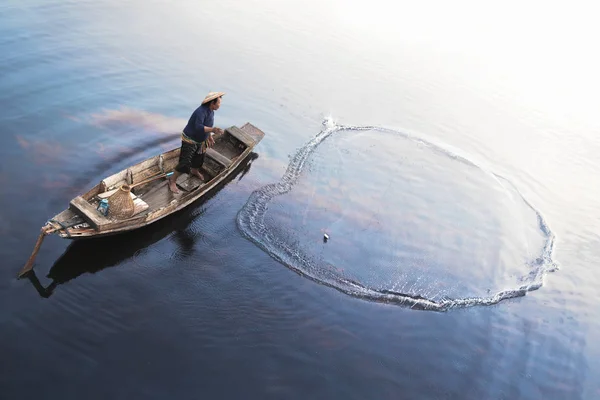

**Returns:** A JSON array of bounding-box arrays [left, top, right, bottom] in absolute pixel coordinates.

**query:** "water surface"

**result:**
[[1, 0, 599, 399]]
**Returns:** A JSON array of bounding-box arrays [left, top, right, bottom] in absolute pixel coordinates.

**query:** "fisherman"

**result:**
[[168, 91, 225, 194]]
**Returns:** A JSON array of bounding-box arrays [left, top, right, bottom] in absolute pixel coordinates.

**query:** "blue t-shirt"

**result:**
[[182, 104, 214, 143]]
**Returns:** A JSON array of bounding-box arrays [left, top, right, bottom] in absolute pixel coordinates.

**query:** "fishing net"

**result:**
[[237, 122, 557, 310]]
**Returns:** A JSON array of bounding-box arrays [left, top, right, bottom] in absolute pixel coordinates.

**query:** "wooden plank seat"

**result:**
[[69, 197, 109, 230], [226, 126, 255, 148], [96, 188, 130, 200], [70, 191, 149, 230], [206, 148, 232, 168]]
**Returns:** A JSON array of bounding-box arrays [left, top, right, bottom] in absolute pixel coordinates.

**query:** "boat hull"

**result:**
[[47, 122, 265, 239]]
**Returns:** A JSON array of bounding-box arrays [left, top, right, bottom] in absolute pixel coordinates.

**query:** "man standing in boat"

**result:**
[[168, 91, 225, 194]]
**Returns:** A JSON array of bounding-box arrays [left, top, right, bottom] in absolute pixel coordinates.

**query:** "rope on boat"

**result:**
[[48, 218, 71, 238]]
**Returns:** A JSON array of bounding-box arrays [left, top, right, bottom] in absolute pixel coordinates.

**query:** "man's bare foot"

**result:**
[[190, 168, 205, 181], [168, 177, 180, 194]]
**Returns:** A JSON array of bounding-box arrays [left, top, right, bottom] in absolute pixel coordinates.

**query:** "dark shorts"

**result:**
[[175, 139, 206, 174]]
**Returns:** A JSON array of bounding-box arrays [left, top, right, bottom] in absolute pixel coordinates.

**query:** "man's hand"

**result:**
[[207, 127, 223, 148]]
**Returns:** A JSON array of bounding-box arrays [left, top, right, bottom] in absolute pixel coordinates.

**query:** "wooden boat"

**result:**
[[17, 122, 265, 278], [26, 151, 259, 298]]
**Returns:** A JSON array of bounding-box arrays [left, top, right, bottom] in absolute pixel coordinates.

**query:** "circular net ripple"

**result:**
[[237, 121, 558, 311]]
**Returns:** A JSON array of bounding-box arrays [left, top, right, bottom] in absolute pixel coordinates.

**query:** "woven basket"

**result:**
[[107, 184, 135, 219]]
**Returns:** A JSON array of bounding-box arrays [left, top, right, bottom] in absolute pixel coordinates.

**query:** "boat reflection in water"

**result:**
[[27, 152, 259, 298]]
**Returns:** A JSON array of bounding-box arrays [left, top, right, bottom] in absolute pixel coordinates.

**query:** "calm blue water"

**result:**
[[1, 0, 599, 398]]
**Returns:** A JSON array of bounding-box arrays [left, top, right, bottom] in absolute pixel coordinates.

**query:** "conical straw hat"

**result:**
[[201, 91, 225, 105]]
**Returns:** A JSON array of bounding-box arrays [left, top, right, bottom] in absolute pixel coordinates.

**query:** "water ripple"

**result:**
[[236, 118, 559, 311]]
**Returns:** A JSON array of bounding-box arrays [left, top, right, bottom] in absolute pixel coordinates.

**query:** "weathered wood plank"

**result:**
[[82, 184, 102, 201], [70, 195, 147, 230], [162, 148, 180, 160], [226, 126, 255, 147], [102, 170, 128, 190], [132, 198, 149, 215], [162, 157, 179, 173], [96, 188, 119, 199], [206, 148, 232, 168], [69, 196, 108, 230], [131, 155, 161, 183], [101, 149, 179, 191], [240, 123, 266, 142], [100, 215, 148, 232], [130, 155, 160, 174], [134, 167, 162, 183], [97, 189, 138, 200], [177, 175, 203, 192], [142, 180, 174, 210]]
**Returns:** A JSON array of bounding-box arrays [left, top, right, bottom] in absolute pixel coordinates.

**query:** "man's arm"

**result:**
[[204, 126, 221, 133], [206, 128, 225, 147], [193, 108, 222, 134]]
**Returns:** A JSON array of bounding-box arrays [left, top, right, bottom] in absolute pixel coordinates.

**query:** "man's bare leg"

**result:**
[[168, 171, 181, 194], [190, 168, 205, 181]]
